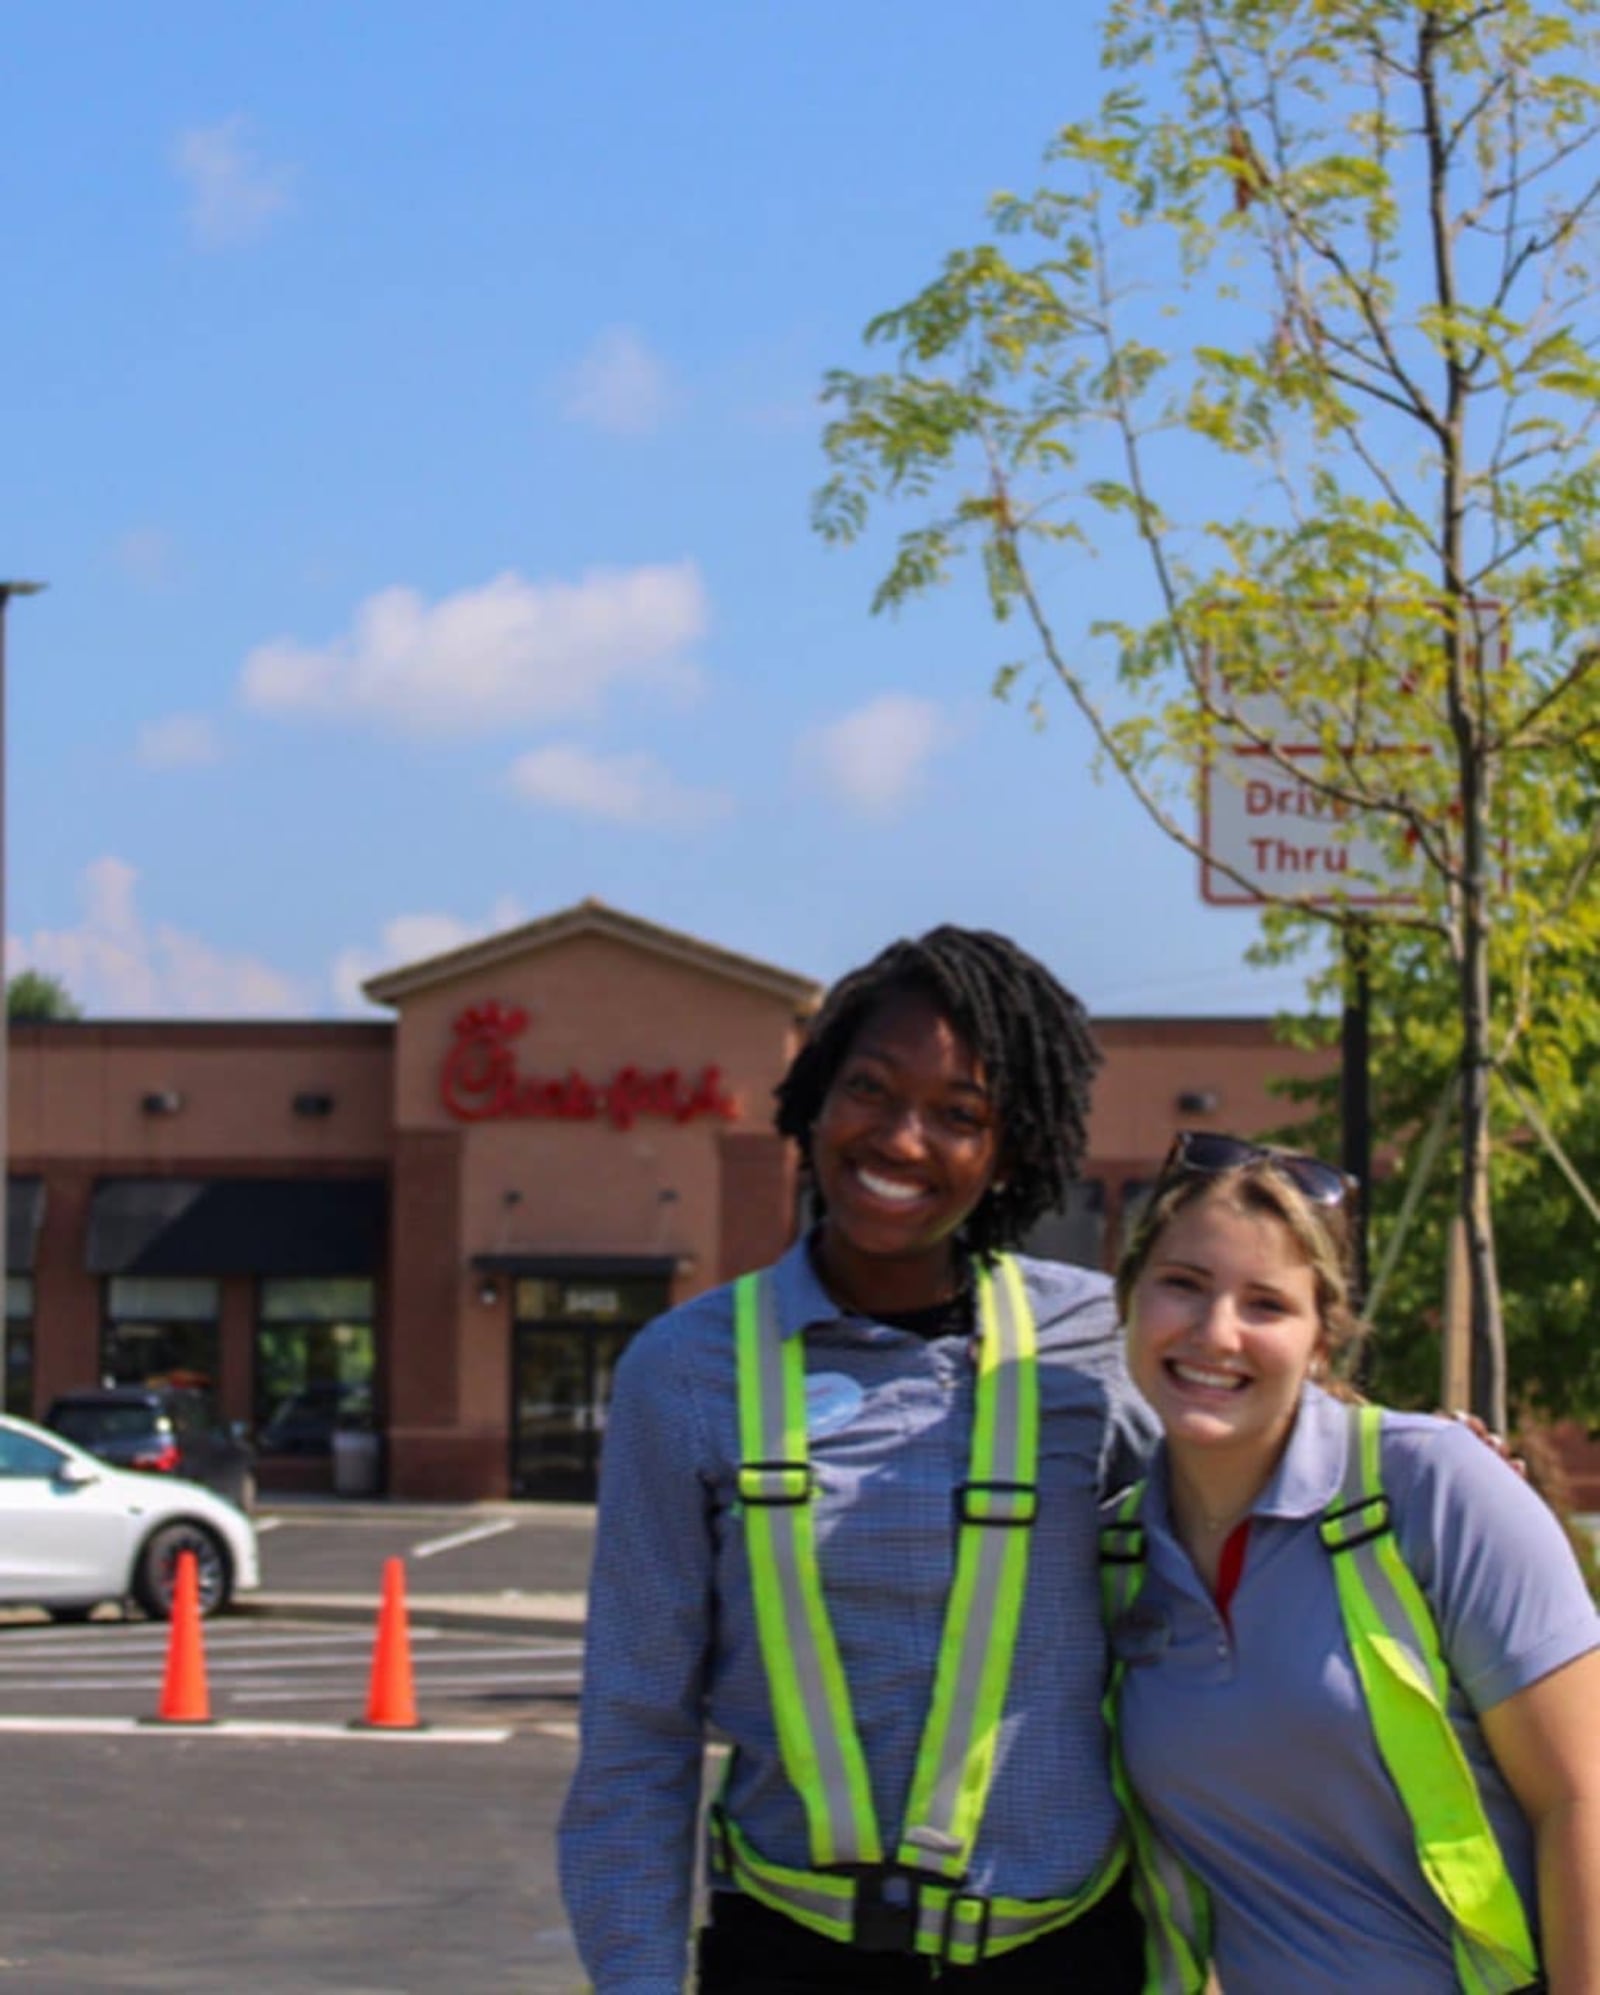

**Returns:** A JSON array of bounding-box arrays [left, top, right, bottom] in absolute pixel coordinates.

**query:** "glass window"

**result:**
[[1119, 1180, 1156, 1253], [107, 1277, 221, 1322], [102, 1277, 221, 1391], [1022, 1181, 1108, 1272], [255, 1278, 376, 1458], [260, 1278, 377, 1324], [0, 1423, 65, 1479], [5, 1276, 33, 1418], [51, 1403, 169, 1446]]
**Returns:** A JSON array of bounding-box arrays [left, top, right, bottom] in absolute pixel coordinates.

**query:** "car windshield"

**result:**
[[51, 1404, 167, 1444]]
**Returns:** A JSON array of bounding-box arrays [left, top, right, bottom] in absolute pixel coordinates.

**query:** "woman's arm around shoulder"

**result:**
[[557, 1303, 721, 1994], [1390, 1413, 1600, 1993]]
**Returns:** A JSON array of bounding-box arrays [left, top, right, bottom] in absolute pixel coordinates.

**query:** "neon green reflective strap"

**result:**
[[1098, 1484, 1213, 1995], [914, 1844, 1127, 1967], [718, 1806, 1128, 1965], [731, 1255, 1064, 1954], [733, 1273, 881, 1867], [716, 1811, 858, 1946], [1322, 1404, 1539, 1995], [895, 1254, 1040, 1879]]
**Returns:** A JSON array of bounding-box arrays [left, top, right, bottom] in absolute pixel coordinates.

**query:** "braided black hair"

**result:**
[[774, 925, 1101, 1260]]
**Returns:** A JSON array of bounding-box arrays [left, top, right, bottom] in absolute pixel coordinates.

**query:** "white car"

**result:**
[[0, 1411, 260, 1621]]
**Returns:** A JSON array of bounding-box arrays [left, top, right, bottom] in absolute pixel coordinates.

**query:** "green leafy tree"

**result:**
[[7, 970, 81, 1021], [817, 0, 1600, 1430], [1263, 910, 1600, 1423]]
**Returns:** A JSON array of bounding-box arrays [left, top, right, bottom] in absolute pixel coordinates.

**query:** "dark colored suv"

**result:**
[[44, 1387, 255, 1514]]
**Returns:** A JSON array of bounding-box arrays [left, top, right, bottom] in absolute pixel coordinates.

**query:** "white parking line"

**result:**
[[411, 1518, 518, 1559], [231, 1670, 582, 1703], [0, 1714, 513, 1743], [254, 1517, 284, 1534], [0, 1643, 582, 1681], [0, 1629, 406, 1659]]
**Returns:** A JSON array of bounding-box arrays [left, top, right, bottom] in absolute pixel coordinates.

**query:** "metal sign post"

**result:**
[[1339, 921, 1371, 1309]]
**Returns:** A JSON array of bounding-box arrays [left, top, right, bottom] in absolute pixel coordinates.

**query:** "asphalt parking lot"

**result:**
[[0, 1728, 585, 1993], [0, 1615, 582, 1730], [0, 1503, 599, 1993], [0, 1499, 597, 1722], [254, 1499, 597, 1623]]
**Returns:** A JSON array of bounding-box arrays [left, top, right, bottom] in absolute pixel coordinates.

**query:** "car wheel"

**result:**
[[132, 1522, 233, 1621]]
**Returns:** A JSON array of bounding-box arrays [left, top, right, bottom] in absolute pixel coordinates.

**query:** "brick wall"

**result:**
[[717, 1132, 797, 1281]]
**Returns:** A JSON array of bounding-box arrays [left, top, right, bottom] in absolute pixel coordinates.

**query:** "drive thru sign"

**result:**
[[1198, 607, 1505, 908], [1199, 713, 1426, 907]]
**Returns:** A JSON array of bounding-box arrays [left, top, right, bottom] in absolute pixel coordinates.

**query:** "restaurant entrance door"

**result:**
[[509, 1273, 670, 1500]]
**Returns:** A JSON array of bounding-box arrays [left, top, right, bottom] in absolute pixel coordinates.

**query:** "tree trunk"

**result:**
[[1460, 752, 1506, 1432], [1419, 13, 1507, 1432]]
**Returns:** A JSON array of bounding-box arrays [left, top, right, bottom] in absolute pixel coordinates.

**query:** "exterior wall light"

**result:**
[[140, 1090, 184, 1116], [1175, 1089, 1221, 1115], [293, 1092, 335, 1117]]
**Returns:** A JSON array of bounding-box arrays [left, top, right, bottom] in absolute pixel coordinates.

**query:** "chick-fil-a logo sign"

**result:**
[[439, 1002, 740, 1130]]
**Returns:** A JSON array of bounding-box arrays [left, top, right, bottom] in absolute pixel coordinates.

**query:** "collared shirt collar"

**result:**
[[768, 1232, 851, 1340], [1252, 1384, 1349, 1519], [768, 1231, 990, 1342], [1144, 1382, 1349, 1527]]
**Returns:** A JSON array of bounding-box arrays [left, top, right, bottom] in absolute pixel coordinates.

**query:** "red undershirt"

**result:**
[[1214, 1519, 1251, 1627]]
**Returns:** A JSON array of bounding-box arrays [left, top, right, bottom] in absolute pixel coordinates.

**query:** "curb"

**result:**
[[257, 1499, 597, 1526], [237, 1593, 585, 1640]]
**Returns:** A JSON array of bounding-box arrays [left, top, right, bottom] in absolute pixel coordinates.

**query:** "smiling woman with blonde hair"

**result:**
[[1103, 1132, 1600, 1993]]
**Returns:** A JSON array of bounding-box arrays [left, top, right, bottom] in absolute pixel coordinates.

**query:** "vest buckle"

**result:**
[[736, 1460, 812, 1506], [1099, 1518, 1146, 1564], [1319, 1491, 1391, 1552], [936, 1888, 992, 1966], [832, 1866, 922, 1952], [956, 1478, 1039, 1527]]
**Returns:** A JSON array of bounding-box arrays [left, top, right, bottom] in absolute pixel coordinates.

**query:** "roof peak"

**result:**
[[361, 898, 821, 1010]]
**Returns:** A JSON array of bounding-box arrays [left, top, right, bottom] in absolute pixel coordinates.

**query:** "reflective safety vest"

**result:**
[[1099, 1401, 1542, 1995], [714, 1255, 1127, 1967]]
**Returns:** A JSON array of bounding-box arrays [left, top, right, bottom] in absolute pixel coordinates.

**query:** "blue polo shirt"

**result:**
[[1109, 1385, 1600, 1993], [559, 1238, 1158, 1995]]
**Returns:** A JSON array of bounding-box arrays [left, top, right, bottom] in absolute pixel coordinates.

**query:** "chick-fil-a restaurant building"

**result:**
[[16, 896, 1579, 1506]]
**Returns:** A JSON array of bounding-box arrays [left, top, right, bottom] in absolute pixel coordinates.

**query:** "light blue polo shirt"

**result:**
[[1108, 1385, 1600, 1993]]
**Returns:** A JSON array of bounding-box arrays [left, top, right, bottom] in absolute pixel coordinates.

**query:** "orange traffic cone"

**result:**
[[148, 1548, 212, 1725], [356, 1556, 421, 1729]]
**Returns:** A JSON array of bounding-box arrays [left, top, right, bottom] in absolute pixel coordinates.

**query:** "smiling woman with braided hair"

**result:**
[[559, 924, 1157, 1994]]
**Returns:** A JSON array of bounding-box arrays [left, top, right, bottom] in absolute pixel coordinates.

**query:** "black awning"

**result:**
[[87, 1178, 387, 1277], [8, 1177, 44, 1273], [470, 1251, 683, 1281]]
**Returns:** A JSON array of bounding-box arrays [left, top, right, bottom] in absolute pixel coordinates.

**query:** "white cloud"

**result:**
[[238, 563, 708, 735], [798, 694, 954, 817], [11, 857, 309, 1017], [331, 896, 527, 1014], [172, 115, 295, 249], [559, 327, 677, 436], [114, 527, 178, 590], [507, 742, 731, 828], [136, 713, 223, 769]]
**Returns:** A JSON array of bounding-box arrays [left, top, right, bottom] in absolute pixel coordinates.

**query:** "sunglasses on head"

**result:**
[[1162, 1130, 1355, 1208]]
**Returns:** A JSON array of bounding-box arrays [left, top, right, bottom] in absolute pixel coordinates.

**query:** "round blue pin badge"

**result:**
[[804, 1372, 865, 1439]]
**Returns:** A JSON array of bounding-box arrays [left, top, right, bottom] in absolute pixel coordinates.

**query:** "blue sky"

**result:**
[[1, 0, 1326, 1021]]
